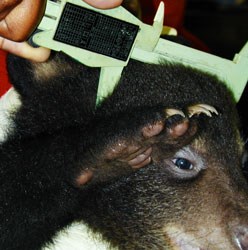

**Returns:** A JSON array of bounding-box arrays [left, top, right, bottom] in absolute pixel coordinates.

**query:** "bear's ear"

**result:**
[[7, 54, 37, 99]]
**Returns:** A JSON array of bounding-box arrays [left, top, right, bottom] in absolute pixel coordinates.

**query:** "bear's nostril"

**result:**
[[234, 226, 248, 250]]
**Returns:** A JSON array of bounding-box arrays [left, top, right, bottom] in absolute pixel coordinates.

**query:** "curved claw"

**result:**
[[165, 108, 186, 119], [187, 104, 218, 118]]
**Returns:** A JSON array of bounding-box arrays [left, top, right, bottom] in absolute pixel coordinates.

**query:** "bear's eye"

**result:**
[[164, 146, 206, 179], [172, 158, 193, 170]]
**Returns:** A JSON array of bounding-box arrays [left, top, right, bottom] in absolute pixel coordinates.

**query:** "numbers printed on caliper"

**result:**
[[54, 3, 139, 61]]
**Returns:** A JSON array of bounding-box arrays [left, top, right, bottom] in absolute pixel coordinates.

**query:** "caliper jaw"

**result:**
[[33, 0, 167, 106], [33, 0, 248, 106]]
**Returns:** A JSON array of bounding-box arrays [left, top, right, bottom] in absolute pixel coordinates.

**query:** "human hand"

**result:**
[[83, 0, 123, 9], [0, 0, 123, 62]]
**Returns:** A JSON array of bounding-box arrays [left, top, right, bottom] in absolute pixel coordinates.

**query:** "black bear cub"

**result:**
[[1, 52, 248, 250]]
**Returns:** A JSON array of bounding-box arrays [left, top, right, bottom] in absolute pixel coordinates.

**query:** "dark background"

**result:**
[[184, 0, 248, 139], [185, 0, 248, 59]]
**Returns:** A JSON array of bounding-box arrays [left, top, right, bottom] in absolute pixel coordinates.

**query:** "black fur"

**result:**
[[0, 52, 246, 249]]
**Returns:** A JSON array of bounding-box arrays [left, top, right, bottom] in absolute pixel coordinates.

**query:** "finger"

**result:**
[[83, 0, 123, 9], [0, 38, 51, 62], [0, 0, 46, 41]]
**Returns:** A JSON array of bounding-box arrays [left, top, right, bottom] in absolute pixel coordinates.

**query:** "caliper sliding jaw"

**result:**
[[33, 0, 248, 106]]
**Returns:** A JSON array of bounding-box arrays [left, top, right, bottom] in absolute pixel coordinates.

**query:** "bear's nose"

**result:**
[[234, 226, 248, 250]]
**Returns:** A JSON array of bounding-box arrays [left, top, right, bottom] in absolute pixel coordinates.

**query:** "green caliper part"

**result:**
[[33, 0, 248, 106]]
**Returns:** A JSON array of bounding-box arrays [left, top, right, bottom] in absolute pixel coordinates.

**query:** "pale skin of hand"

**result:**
[[0, 0, 123, 62]]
